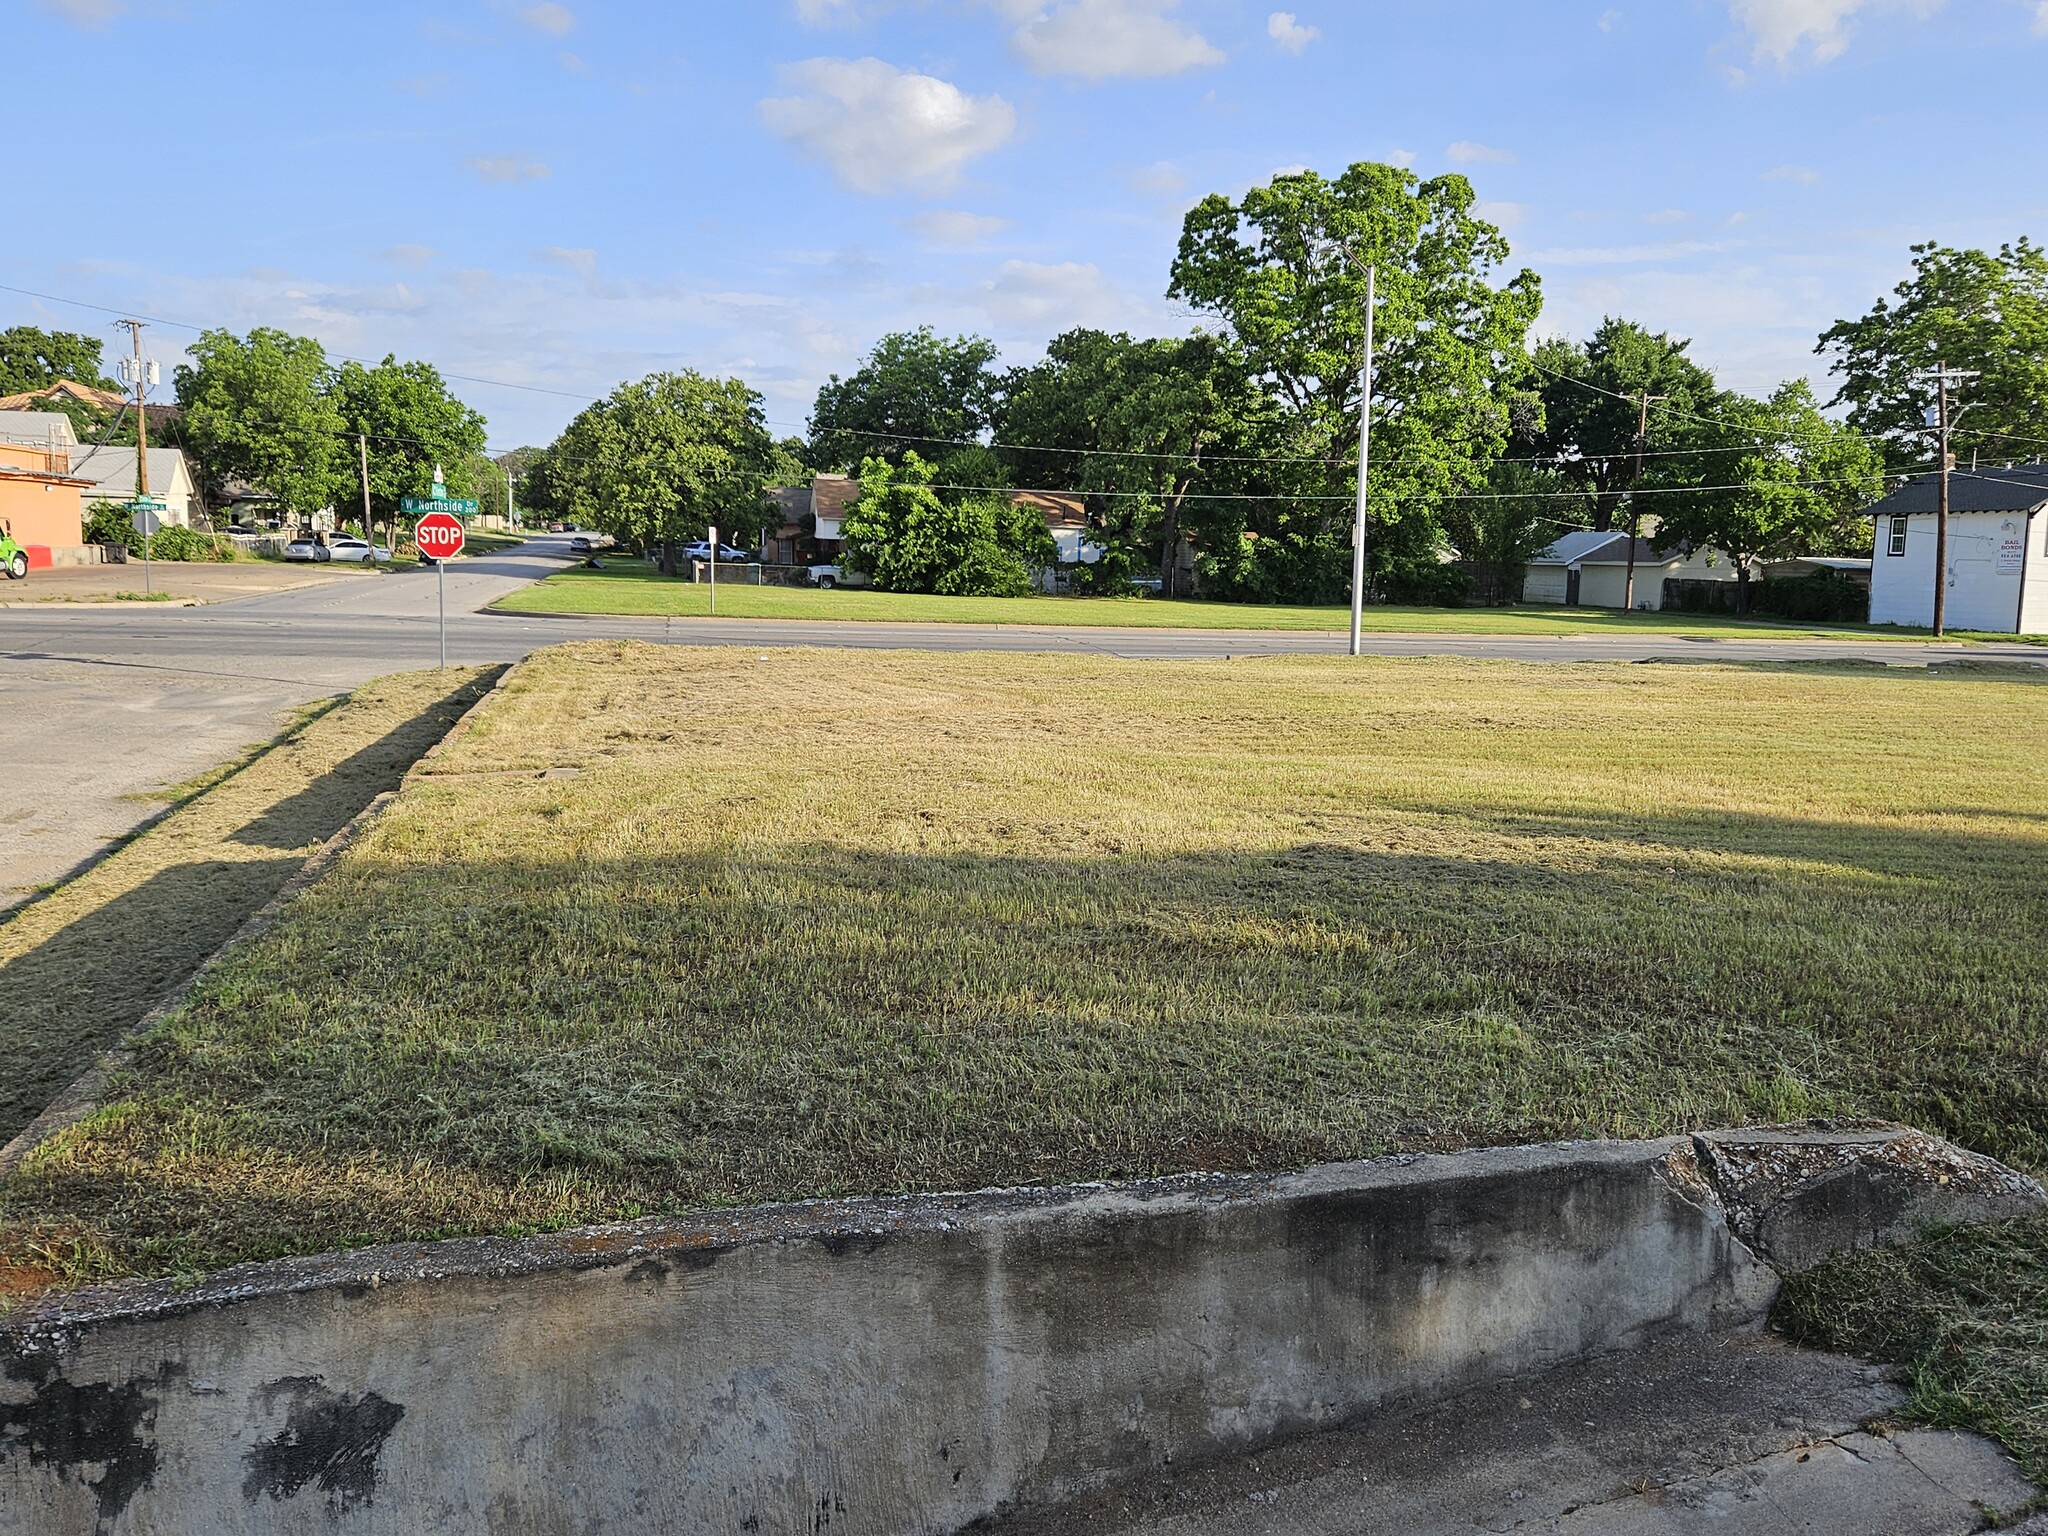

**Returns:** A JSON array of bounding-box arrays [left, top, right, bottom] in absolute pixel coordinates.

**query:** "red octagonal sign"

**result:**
[[414, 511, 466, 561]]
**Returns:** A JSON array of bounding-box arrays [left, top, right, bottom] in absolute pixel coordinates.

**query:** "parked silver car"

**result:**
[[283, 535, 323, 562]]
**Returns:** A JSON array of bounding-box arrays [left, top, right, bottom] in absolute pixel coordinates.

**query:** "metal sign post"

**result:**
[[708, 524, 718, 616], [131, 500, 163, 595], [413, 511, 467, 669]]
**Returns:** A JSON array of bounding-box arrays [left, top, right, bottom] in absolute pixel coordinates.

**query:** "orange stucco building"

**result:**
[[0, 441, 88, 562]]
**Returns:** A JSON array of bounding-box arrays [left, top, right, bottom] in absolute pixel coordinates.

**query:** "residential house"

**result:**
[[757, 475, 1101, 575], [64, 444, 204, 528], [1864, 464, 2048, 635], [0, 380, 127, 414], [0, 414, 90, 564], [1521, 528, 1749, 611]]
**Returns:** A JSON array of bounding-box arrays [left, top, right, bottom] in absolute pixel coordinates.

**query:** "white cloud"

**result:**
[[1270, 163, 1312, 179], [1726, 0, 1944, 64], [559, 51, 589, 73], [1127, 160, 1186, 195], [760, 58, 1016, 195], [539, 246, 599, 277], [2035, 0, 2048, 34], [1645, 208, 1692, 224], [795, 0, 861, 21], [977, 260, 1127, 329], [1446, 140, 1515, 164], [36, 0, 124, 26], [381, 245, 438, 266], [1599, 8, 1622, 29], [1006, 0, 1226, 81], [517, 2, 575, 34], [907, 210, 1011, 246], [467, 154, 552, 183], [1474, 200, 1529, 230], [1762, 163, 1822, 183], [1387, 148, 1417, 168], [1266, 11, 1319, 52]]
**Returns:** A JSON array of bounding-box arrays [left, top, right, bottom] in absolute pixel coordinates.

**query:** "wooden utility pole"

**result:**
[[1621, 392, 1667, 613], [359, 434, 374, 547], [1913, 362, 1978, 638], [116, 319, 150, 505]]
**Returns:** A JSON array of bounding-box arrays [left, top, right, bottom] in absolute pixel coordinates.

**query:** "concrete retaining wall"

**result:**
[[2, 1127, 2039, 1535]]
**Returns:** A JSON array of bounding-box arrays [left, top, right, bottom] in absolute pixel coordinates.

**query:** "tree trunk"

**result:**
[[660, 539, 677, 577], [1158, 489, 1185, 597], [1736, 564, 1751, 615]]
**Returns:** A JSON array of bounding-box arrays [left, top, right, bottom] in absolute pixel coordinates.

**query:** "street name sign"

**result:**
[[414, 511, 467, 561], [401, 495, 480, 517]]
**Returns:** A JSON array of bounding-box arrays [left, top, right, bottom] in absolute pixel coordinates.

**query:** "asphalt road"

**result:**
[[8, 534, 2047, 676], [4, 534, 2041, 904]]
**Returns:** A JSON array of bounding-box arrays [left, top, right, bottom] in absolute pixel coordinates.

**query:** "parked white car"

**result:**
[[326, 537, 389, 564], [808, 563, 868, 590], [283, 535, 323, 562]]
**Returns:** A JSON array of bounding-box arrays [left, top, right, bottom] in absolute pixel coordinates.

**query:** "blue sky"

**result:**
[[8, 0, 2047, 448]]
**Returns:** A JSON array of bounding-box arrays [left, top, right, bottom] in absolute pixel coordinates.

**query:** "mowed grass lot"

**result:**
[[3, 642, 2046, 1294], [495, 562, 1903, 638]]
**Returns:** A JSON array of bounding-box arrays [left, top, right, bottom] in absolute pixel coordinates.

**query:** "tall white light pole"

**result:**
[[1348, 265, 1376, 657]]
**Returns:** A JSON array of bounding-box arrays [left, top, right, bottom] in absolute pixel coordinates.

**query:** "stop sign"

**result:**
[[414, 511, 466, 561]]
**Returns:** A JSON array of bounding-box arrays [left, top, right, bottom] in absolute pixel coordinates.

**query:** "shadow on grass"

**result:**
[[9, 788, 2039, 1292], [0, 671, 500, 1147]]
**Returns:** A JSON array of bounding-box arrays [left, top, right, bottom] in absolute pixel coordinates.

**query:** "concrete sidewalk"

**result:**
[[0, 559, 378, 606], [986, 1332, 2038, 1536]]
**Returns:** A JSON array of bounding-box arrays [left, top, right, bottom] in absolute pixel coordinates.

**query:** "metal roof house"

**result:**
[[63, 444, 203, 528], [1864, 464, 2048, 634], [1521, 529, 1746, 611]]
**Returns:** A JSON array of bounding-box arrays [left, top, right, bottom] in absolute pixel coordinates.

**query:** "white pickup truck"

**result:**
[[807, 563, 869, 590]]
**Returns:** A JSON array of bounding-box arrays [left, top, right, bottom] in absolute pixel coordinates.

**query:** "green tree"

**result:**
[[330, 357, 489, 540], [1531, 318, 1721, 532], [547, 371, 776, 569], [999, 329, 1264, 595], [0, 327, 118, 394], [1654, 381, 1885, 612], [1438, 463, 1570, 606], [1819, 240, 2048, 460], [809, 328, 1001, 471], [174, 329, 345, 518], [839, 452, 1043, 596], [1167, 163, 1543, 600]]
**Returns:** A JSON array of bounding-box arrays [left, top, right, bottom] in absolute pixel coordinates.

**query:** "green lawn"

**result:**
[[5, 642, 2045, 1303], [493, 562, 1915, 638]]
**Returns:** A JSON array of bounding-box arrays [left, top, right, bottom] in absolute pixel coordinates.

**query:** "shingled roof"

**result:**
[[1864, 464, 2048, 518]]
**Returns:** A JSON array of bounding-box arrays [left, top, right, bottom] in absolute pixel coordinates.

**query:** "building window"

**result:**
[[1887, 516, 1908, 557]]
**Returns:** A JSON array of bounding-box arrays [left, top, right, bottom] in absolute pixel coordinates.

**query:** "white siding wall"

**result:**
[[1870, 512, 2031, 633], [1521, 565, 1569, 604], [2017, 512, 2048, 636]]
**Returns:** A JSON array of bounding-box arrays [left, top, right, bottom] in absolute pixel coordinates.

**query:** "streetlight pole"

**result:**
[[1348, 265, 1376, 657]]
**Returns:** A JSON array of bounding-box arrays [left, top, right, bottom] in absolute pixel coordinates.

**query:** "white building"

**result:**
[[1865, 465, 2048, 635], [64, 445, 204, 529], [1521, 529, 1749, 611]]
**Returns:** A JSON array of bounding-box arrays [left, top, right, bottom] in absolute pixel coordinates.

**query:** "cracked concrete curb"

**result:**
[[2, 1127, 2039, 1534]]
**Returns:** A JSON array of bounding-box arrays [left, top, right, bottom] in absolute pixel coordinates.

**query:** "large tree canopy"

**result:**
[[1819, 240, 2048, 461], [1531, 318, 1721, 532], [809, 327, 1001, 472], [174, 329, 345, 517], [1167, 163, 1544, 590], [998, 329, 1264, 594], [548, 371, 776, 562], [1654, 381, 1885, 608], [0, 326, 118, 395], [839, 452, 1048, 596], [331, 356, 488, 535]]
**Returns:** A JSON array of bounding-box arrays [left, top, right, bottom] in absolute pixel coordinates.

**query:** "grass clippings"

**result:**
[[1776, 1216, 2048, 1492], [3, 642, 2045, 1294], [0, 668, 496, 1153]]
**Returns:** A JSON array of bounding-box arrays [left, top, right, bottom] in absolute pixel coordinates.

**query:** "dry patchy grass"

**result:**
[[3, 642, 2045, 1291]]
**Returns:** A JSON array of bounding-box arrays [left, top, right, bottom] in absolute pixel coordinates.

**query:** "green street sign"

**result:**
[[401, 496, 480, 517], [126, 496, 167, 511]]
